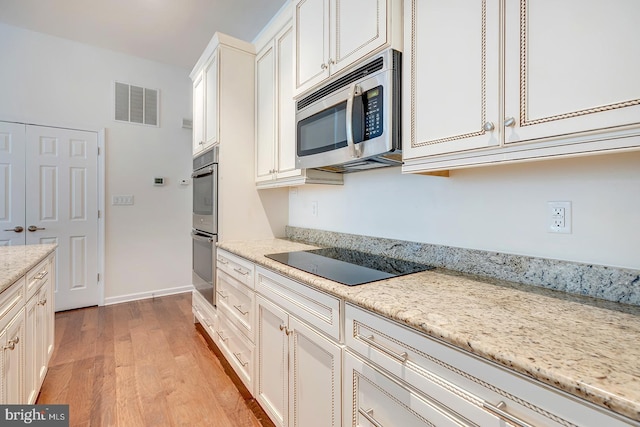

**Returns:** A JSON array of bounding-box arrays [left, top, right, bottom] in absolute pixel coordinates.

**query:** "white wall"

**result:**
[[289, 150, 640, 270], [0, 23, 193, 302]]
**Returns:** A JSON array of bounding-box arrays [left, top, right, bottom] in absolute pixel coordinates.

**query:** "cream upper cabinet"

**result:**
[[293, 0, 401, 97], [192, 53, 218, 155], [403, 0, 640, 173], [503, 0, 640, 143], [192, 71, 205, 154], [255, 6, 343, 188]]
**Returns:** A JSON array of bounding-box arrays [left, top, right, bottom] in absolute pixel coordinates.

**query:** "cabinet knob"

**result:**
[[483, 122, 495, 132], [504, 117, 516, 127], [320, 63, 327, 70]]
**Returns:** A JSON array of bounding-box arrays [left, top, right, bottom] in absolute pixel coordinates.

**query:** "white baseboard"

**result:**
[[104, 285, 194, 306]]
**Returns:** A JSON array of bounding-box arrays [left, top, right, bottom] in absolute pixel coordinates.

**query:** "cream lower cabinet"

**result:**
[[1, 251, 55, 404], [345, 303, 639, 427], [255, 266, 342, 427], [402, 0, 640, 173]]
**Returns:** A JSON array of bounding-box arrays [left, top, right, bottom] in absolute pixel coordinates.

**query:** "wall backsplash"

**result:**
[[286, 226, 640, 306]]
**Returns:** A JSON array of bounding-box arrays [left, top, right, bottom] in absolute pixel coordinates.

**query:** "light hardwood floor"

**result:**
[[37, 293, 273, 427]]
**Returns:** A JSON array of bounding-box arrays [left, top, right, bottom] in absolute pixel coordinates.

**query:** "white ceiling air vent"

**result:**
[[114, 81, 159, 127]]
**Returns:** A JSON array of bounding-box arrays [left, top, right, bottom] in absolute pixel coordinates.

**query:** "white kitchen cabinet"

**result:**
[[1, 251, 55, 405], [1, 307, 25, 404], [192, 71, 205, 153], [256, 294, 341, 427], [293, 0, 402, 96], [255, 11, 342, 188], [345, 303, 640, 427], [402, 0, 640, 173], [190, 33, 252, 157], [192, 52, 218, 155], [25, 255, 55, 404]]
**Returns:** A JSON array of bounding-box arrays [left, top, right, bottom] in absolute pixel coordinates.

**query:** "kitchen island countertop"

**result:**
[[218, 238, 640, 423], [0, 244, 57, 294]]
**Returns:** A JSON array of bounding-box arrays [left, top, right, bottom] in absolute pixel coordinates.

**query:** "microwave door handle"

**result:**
[[346, 83, 363, 158]]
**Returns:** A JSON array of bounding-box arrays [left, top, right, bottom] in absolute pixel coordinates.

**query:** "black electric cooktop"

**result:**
[[265, 247, 434, 286]]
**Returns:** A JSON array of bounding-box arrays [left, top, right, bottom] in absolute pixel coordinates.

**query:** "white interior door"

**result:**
[[25, 125, 99, 311], [0, 122, 26, 246]]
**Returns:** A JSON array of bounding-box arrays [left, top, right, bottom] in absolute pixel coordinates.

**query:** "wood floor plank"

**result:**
[[37, 293, 268, 427]]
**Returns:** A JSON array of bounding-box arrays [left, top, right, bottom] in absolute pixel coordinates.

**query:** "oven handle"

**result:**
[[191, 166, 214, 179], [345, 83, 363, 159], [191, 231, 214, 243]]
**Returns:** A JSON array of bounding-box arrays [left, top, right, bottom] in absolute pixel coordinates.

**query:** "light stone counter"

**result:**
[[218, 238, 640, 422], [0, 244, 58, 293]]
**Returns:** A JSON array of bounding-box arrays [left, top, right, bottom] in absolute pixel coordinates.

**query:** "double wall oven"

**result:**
[[192, 147, 218, 306]]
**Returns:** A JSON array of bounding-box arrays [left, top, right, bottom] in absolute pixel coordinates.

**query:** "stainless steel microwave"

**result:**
[[295, 49, 401, 173]]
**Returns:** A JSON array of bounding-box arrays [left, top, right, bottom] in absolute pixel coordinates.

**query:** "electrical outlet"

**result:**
[[311, 201, 318, 217], [548, 201, 571, 233]]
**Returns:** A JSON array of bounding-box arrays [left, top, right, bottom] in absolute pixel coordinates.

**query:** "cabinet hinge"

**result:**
[[98, 210, 101, 219], [97, 273, 100, 282], [98, 147, 101, 155]]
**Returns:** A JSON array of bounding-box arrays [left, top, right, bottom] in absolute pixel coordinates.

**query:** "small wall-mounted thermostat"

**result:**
[[154, 177, 165, 186]]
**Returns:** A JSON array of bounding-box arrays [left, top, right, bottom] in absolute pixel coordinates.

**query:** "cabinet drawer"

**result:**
[[0, 278, 25, 331], [346, 303, 638, 427], [25, 257, 51, 301], [217, 312, 255, 394], [256, 266, 341, 341], [217, 249, 254, 289], [192, 291, 218, 341], [216, 269, 255, 342], [344, 351, 499, 427]]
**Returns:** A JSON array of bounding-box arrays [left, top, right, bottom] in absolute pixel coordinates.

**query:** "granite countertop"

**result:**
[[218, 238, 640, 422], [0, 244, 58, 294]]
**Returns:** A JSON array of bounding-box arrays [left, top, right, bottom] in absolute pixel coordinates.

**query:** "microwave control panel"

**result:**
[[363, 86, 383, 140]]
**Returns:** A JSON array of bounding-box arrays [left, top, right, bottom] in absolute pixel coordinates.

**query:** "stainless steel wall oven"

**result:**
[[192, 147, 218, 306]]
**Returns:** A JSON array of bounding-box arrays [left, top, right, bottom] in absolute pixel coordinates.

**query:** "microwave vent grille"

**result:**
[[297, 56, 384, 110]]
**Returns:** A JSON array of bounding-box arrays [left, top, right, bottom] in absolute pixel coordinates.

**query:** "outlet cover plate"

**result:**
[[548, 201, 571, 233]]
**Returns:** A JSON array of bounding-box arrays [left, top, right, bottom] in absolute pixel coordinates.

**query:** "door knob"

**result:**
[[27, 225, 46, 232], [3, 226, 24, 233]]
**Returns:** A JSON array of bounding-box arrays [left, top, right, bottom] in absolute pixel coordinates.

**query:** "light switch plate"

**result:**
[[112, 195, 134, 206]]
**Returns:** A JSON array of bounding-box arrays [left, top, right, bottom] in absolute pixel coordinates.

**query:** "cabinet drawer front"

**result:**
[[346, 304, 638, 427], [216, 269, 255, 342], [256, 266, 341, 341], [0, 278, 25, 330], [192, 290, 218, 340], [217, 313, 255, 394], [217, 249, 255, 289], [344, 351, 498, 427], [25, 257, 51, 301]]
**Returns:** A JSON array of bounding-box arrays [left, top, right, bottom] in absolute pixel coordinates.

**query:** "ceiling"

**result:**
[[0, 0, 288, 69]]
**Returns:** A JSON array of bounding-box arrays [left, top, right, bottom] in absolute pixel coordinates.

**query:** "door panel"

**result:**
[[25, 125, 99, 311], [0, 122, 26, 246]]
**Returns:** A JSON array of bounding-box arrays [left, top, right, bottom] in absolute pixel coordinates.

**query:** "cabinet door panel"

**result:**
[[295, 0, 330, 94], [204, 54, 218, 147], [504, 0, 640, 144], [256, 45, 277, 182], [332, 0, 387, 75], [192, 73, 205, 154], [403, 0, 501, 159], [256, 295, 288, 427], [276, 25, 300, 178], [289, 316, 341, 427], [2, 308, 25, 404]]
